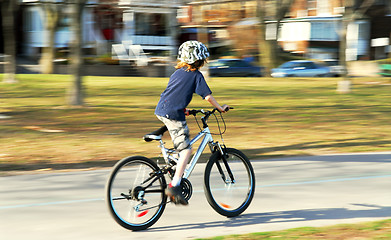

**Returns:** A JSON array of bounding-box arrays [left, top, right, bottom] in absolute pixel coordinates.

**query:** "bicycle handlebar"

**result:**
[[184, 107, 233, 132], [186, 107, 233, 117]]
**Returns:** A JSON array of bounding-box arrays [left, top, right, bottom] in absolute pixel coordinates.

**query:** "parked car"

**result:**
[[322, 59, 346, 77], [209, 59, 262, 77], [271, 60, 331, 77]]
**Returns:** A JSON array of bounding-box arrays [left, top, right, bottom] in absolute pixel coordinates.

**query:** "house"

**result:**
[[179, 0, 391, 62], [177, 1, 257, 58], [20, 0, 96, 57], [118, 0, 179, 53], [281, 0, 391, 60], [17, 0, 179, 61], [4, 0, 391, 68]]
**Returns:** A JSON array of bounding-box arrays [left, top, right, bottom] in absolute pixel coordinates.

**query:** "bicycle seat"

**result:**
[[143, 126, 168, 142]]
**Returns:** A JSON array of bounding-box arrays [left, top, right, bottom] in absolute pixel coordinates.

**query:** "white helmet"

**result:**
[[177, 41, 210, 64]]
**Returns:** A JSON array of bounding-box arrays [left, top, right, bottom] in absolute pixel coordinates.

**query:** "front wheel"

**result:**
[[204, 148, 255, 217], [105, 156, 167, 231]]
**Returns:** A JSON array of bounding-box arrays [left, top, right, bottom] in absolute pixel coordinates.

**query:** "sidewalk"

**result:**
[[1, 152, 390, 240]]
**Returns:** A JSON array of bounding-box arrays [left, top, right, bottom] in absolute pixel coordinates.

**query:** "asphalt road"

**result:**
[[1, 152, 391, 240]]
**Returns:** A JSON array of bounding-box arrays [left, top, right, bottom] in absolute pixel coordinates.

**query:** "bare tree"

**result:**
[[338, 0, 376, 93], [257, 0, 294, 77], [1, 0, 18, 83], [257, 0, 273, 77], [39, 1, 63, 74], [67, 0, 86, 106]]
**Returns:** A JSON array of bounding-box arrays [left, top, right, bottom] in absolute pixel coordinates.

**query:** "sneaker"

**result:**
[[165, 184, 188, 205]]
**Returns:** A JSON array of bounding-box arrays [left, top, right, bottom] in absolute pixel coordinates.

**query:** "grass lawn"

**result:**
[[1, 74, 391, 239], [1, 74, 391, 172], [195, 219, 391, 239]]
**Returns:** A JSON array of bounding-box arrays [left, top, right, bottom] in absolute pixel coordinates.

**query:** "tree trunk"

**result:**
[[40, 3, 60, 74], [67, 0, 86, 106], [275, 0, 295, 66], [339, 2, 352, 79], [337, 0, 376, 93], [389, 32, 391, 60], [337, 10, 352, 93], [257, 0, 274, 77], [1, 0, 17, 83], [258, 0, 294, 76]]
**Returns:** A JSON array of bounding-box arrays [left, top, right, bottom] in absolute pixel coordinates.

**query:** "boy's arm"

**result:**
[[205, 94, 229, 113]]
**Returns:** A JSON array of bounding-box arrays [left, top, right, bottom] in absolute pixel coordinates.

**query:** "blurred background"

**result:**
[[1, 0, 390, 78]]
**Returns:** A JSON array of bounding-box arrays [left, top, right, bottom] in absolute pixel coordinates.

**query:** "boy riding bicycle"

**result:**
[[155, 41, 229, 205]]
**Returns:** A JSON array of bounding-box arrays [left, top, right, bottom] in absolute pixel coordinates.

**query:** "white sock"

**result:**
[[171, 176, 181, 187]]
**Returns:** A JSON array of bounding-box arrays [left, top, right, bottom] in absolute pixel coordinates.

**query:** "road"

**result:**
[[1, 152, 391, 240]]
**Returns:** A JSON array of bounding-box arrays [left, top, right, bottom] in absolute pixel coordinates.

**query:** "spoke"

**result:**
[[112, 196, 127, 201], [136, 202, 166, 212], [144, 189, 164, 194]]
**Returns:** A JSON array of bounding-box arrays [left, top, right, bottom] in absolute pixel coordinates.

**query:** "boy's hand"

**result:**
[[220, 104, 230, 113]]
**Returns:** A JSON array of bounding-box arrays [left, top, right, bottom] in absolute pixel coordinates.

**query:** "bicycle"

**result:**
[[105, 108, 256, 231]]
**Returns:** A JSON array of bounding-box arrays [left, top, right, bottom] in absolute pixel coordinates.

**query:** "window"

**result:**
[[135, 13, 167, 36], [230, 60, 250, 68], [303, 62, 316, 69], [307, 0, 317, 16], [25, 9, 43, 32], [307, 0, 317, 10], [317, 0, 330, 16], [310, 22, 339, 41], [58, 14, 71, 31]]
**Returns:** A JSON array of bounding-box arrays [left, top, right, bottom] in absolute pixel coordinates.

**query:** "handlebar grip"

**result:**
[[222, 106, 234, 112], [189, 109, 198, 115], [227, 106, 234, 111]]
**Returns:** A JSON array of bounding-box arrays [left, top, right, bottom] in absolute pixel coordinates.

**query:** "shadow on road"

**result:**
[[256, 152, 391, 163], [2, 137, 390, 174], [243, 138, 391, 161], [148, 204, 391, 232]]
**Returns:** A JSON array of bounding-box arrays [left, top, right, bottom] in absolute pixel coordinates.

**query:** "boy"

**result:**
[[155, 41, 229, 205]]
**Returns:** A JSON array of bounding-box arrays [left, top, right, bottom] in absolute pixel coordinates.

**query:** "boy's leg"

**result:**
[[171, 148, 192, 187], [156, 115, 191, 205], [165, 148, 191, 205]]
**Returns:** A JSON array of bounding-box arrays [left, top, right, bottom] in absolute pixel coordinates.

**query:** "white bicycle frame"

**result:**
[[158, 126, 225, 179]]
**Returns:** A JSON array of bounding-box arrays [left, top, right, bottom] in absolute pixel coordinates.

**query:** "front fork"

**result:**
[[211, 142, 235, 184]]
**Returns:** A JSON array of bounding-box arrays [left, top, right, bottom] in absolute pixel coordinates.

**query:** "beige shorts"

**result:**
[[156, 115, 191, 151]]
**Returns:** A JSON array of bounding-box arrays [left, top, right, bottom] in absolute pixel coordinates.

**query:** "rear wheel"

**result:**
[[204, 148, 255, 217], [105, 156, 167, 231]]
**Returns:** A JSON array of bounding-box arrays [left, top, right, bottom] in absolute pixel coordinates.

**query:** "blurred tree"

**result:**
[[338, 0, 376, 93], [257, 0, 294, 77], [67, 0, 86, 106], [257, 0, 273, 77], [39, 1, 63, 74], [1, 0, 18, 83]]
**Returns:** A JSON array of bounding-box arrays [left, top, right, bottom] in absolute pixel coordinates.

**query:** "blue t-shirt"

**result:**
[[155, 68, 212, 121]]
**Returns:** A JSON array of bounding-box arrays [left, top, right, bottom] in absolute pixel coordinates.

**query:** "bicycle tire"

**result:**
[[105, 156, 167, 231], [204, 148, 255, 217]]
